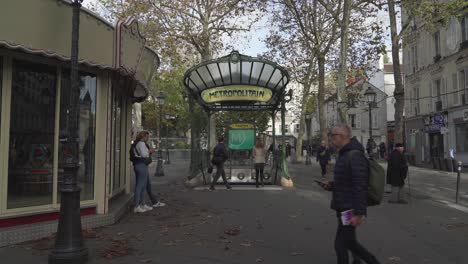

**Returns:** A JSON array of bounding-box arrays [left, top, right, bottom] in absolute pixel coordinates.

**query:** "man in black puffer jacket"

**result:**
[[320, 124, 380, 264]]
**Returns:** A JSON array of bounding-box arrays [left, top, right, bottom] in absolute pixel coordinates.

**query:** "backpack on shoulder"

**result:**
[[346, 150, 385, 206], [129, 142, 138, 163], [129, 141, 152, 165]]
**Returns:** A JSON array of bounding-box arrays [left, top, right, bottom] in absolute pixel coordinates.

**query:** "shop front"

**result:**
[[449, 108, 468, 168], [0, 0, 159, 245], [405, 117, 425, 166], [424, 113, 449, 170]]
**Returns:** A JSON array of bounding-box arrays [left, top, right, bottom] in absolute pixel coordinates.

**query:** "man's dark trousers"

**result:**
[[211, 162, 230, 188], [320, 162, 327, 177], [335, 219, 380, 264]]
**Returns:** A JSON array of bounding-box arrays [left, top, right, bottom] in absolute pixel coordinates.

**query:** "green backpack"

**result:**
[[346, 150, 385, 206]]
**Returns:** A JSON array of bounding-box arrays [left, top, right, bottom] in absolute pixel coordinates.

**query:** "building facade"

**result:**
[[323, 80, 387, 149], [403, 11, 468, 168], [0, 0, 159, 245]]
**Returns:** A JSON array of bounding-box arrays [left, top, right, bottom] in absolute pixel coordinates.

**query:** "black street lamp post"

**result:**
[[165, 114, 171, 165], [364, 87, 377, 159], [49, 1, 88, 263], [155, 92, 166, 177]]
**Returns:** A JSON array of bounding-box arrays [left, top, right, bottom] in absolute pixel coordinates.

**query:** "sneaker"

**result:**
[[143, 204, 153, 211], [226, 185, 232, 190], [209, 186, 215, 191], [134, 206, 146, 213], [153, 201, 166, 208]]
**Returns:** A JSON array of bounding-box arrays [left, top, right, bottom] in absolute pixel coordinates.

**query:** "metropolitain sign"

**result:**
[[201, 86, 273, 103]]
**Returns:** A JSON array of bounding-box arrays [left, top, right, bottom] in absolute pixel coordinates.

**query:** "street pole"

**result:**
[[369, 103, 372, 139], [155, 97, 165, 177], [49, 1, 88, 263], [165, 115, 170, 164], [456, 161, 462, 204]]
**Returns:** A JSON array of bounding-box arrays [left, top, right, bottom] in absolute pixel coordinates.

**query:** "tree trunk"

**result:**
[[295, 82, 312, 163], [317, 55, 328, 145], [388, 0, 404, 145], [337, 0, 351, 124]]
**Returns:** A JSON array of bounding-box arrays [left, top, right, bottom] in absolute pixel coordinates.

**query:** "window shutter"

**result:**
[[453, 73, 459, 106], [442, 78, 447, 109], [356, 114, 361, 129], [465, 70, 468, 103], [430, 81, 434, 112]]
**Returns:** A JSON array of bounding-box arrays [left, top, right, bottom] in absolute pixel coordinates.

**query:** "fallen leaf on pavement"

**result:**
[[256, 258, 264, 262], [163, 240, 177, 246], [140, 259, 152, 263], [224, 227, 241, 236], [290, 252, 304, 256], [240, 241, 252, 247], [388, 256, 401, 261]]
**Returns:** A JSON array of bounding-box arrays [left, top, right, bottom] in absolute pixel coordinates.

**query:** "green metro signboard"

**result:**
[[228, 124, 255, 150]]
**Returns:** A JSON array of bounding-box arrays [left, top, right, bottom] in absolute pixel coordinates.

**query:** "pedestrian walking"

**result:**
[[253, 138, 267, 188], [316, 141, 331, 178], [387, 143, 408, 204], [379, 142, 386, 160], [210, 136, 231, 190], [319, 124, 381, 264], [286, 142, 292, 157], [131, 131, 166, 213]]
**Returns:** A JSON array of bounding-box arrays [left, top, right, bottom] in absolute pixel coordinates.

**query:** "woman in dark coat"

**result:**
[[387, 143, 408, 203]]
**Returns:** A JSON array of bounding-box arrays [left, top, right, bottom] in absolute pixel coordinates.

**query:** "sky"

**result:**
[[82, 0, 395, 59]]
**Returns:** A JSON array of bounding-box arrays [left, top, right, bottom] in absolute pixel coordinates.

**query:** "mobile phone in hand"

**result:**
[[314, 179, 325, 186]]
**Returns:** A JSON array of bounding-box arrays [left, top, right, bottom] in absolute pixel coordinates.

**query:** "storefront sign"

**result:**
[[201, 86, 272, 103], [433, 113, 446, 126], [425, 123, 443, 133]]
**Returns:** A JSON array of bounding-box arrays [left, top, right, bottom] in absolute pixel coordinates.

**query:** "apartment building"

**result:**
[[403, 12, 468, 169]]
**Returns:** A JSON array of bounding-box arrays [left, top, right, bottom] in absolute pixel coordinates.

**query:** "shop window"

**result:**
[[110, 80, 127, 196], [455, 123, 468, 153], [59, 71, 97, 201], [0, 57, 2, 140], [7, 60, 57, 209]]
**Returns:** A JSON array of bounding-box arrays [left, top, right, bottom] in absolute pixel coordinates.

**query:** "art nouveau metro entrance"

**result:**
[[183, 51, 293, 186]]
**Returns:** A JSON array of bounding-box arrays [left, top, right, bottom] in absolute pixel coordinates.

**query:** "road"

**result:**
[[2, 160, 468, 264]]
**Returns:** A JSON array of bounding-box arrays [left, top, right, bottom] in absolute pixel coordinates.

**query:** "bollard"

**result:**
[[456, 161, 462, 204]]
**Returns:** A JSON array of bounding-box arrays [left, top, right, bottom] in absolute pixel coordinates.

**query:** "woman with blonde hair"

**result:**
[[132, 131, 165, 213], [253, 138, 267, 188]]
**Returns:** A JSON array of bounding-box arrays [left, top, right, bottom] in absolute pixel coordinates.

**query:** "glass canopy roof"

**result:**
[[183, 51, 290, 112]]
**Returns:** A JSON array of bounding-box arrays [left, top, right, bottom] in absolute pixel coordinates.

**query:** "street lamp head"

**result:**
[[364, 87, 376, 104], [156, 92, 166, 106]]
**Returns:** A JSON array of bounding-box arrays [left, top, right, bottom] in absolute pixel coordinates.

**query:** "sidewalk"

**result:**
[[323, 157, 468, 207], [376, 160, 468, 207]]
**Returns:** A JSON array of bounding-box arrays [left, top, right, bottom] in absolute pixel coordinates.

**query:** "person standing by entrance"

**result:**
[[319, 124, 381, 264], [317, 141, 331, 178], [210, 136, 231, 190], [253, 138, 266, 188], [387, 143, 408, 204]]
